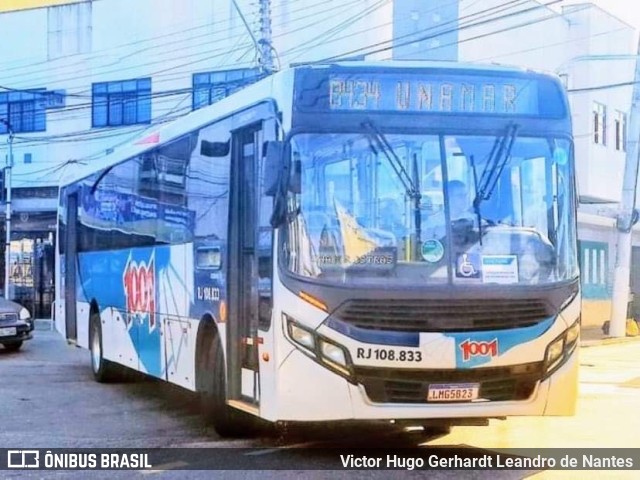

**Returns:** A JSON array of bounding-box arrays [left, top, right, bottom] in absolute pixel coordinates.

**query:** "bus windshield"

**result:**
[[282, 130, 578, 287]]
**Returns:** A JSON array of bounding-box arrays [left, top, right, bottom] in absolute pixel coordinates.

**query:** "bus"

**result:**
[[55, 61, 580, 437]]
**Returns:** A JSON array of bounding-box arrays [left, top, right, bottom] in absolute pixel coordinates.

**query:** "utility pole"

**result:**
[[258, 0, 275, 75], [609, 38, 640, 338], [0, 119, 13, 301], [231, 0, 275, 75]]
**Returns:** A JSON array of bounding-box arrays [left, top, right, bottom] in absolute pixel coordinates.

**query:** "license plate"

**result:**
[[0, 327, 17, 337], [427, 383, 480, 402]]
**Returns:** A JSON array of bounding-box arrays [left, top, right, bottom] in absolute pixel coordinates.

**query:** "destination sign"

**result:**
[[327, 74, 538, 115]]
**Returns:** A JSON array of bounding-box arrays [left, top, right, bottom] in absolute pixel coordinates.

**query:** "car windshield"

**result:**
[[282, 131, 578, 287]]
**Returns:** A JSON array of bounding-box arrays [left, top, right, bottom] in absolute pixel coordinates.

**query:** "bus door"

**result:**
[[227, 118, 274, 407], [64, 192, 78, 342]]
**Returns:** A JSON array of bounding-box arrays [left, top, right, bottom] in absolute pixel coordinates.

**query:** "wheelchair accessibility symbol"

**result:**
[[456, 253, 480, 278]]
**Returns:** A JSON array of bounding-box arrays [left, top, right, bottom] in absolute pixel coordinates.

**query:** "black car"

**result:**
[[0, 299, 34, 352]]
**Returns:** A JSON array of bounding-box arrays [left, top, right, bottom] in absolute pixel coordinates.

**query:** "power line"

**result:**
[[568, 80, 638, 93], [0, 0, 362, 90], [1, 1, 554, 145], [0, 0, 312, 74], [3, 0, 576, 131], [285, 0, 392, 62], [4, 0, 616, 184], [467, 25, 629, 64], [0, 2, 377, 133], [315, 0, 559, 62], [1, 0, 514, 98], [284, 0, 532, 61], [282, 0, 507, 59], [3, 2, 524, 182], [1, 0, 462, 132], [9, 105, 193, 186]]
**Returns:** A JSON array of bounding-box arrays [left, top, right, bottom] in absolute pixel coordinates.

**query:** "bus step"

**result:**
[[227, 399, 260, 417]]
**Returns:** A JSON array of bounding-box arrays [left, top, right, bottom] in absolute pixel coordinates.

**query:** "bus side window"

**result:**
[[187, 121, 232, 243]]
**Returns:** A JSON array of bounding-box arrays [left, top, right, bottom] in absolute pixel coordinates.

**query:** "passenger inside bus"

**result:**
[[378, 198, 407, 240], [447, 180, 475, 222]]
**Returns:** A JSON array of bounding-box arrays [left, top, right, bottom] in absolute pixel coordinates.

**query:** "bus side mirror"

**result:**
[[264, 141, 284, 196], [201, 140, 230, 157]]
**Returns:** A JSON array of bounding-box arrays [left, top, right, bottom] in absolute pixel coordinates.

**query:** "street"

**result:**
[[1, 328, 639, 479]]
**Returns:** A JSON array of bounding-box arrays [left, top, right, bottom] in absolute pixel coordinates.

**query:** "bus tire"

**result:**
[[201, 333, 259, 438], [89, 314, 123, 383]]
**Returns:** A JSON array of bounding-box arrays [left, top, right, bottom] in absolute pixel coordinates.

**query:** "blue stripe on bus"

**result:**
[[326, 317, 420, 347]]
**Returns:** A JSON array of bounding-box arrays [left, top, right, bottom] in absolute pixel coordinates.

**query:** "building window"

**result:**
[[593, 102, 607, 145], [0, 91, 47, 133], [615, 110, 627, 152], [192, 68, 261, 110], [92, 79, 151, 127]]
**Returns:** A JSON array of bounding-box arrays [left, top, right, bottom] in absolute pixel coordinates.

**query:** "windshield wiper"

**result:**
[[469, 123, 518, 244], [473, 123, 519, 214], [362, 121, 422, 252]]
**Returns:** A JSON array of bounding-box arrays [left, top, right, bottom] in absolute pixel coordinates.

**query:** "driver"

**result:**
[[424, 180, 475, 239], [448, 180, 474, 221]]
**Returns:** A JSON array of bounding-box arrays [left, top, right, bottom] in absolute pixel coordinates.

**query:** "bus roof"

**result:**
[[59, 60, 561, 188]]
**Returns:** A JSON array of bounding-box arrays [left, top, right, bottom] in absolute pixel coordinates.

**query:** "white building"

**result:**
[[0, 0, 638, 324]]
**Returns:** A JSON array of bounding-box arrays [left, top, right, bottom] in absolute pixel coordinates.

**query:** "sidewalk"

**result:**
[[580, 324, 640, 347], [34, 318, 54, 331]]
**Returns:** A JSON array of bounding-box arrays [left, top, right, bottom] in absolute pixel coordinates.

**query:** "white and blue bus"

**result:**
[[55, 61, 580, 437]]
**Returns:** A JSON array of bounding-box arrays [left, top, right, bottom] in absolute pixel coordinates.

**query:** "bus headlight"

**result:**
[[565, 320, 580, 347], [319, 338, 349, 373], [544, 318, 580, 377], [545, 336, 564, 370], [284, 314, 353, 380], [287, 320, 315, 351]]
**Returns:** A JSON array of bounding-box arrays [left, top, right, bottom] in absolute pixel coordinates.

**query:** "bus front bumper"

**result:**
[[272, 346, 578, 422]]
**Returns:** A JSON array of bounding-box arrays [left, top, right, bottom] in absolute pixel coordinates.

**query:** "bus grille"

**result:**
[[354, 363, 543, 404], [334, 298, 552, 332]]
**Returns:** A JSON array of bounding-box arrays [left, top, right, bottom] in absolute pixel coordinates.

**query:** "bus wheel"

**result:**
[[202, 333, 259, 438], [89, 314, 122, 383]]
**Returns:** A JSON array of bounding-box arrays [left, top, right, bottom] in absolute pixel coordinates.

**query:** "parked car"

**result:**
[[0, 300, 33, 352]]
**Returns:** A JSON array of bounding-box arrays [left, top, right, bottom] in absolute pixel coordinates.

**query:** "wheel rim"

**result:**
[[91, 324, 101, 373]]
